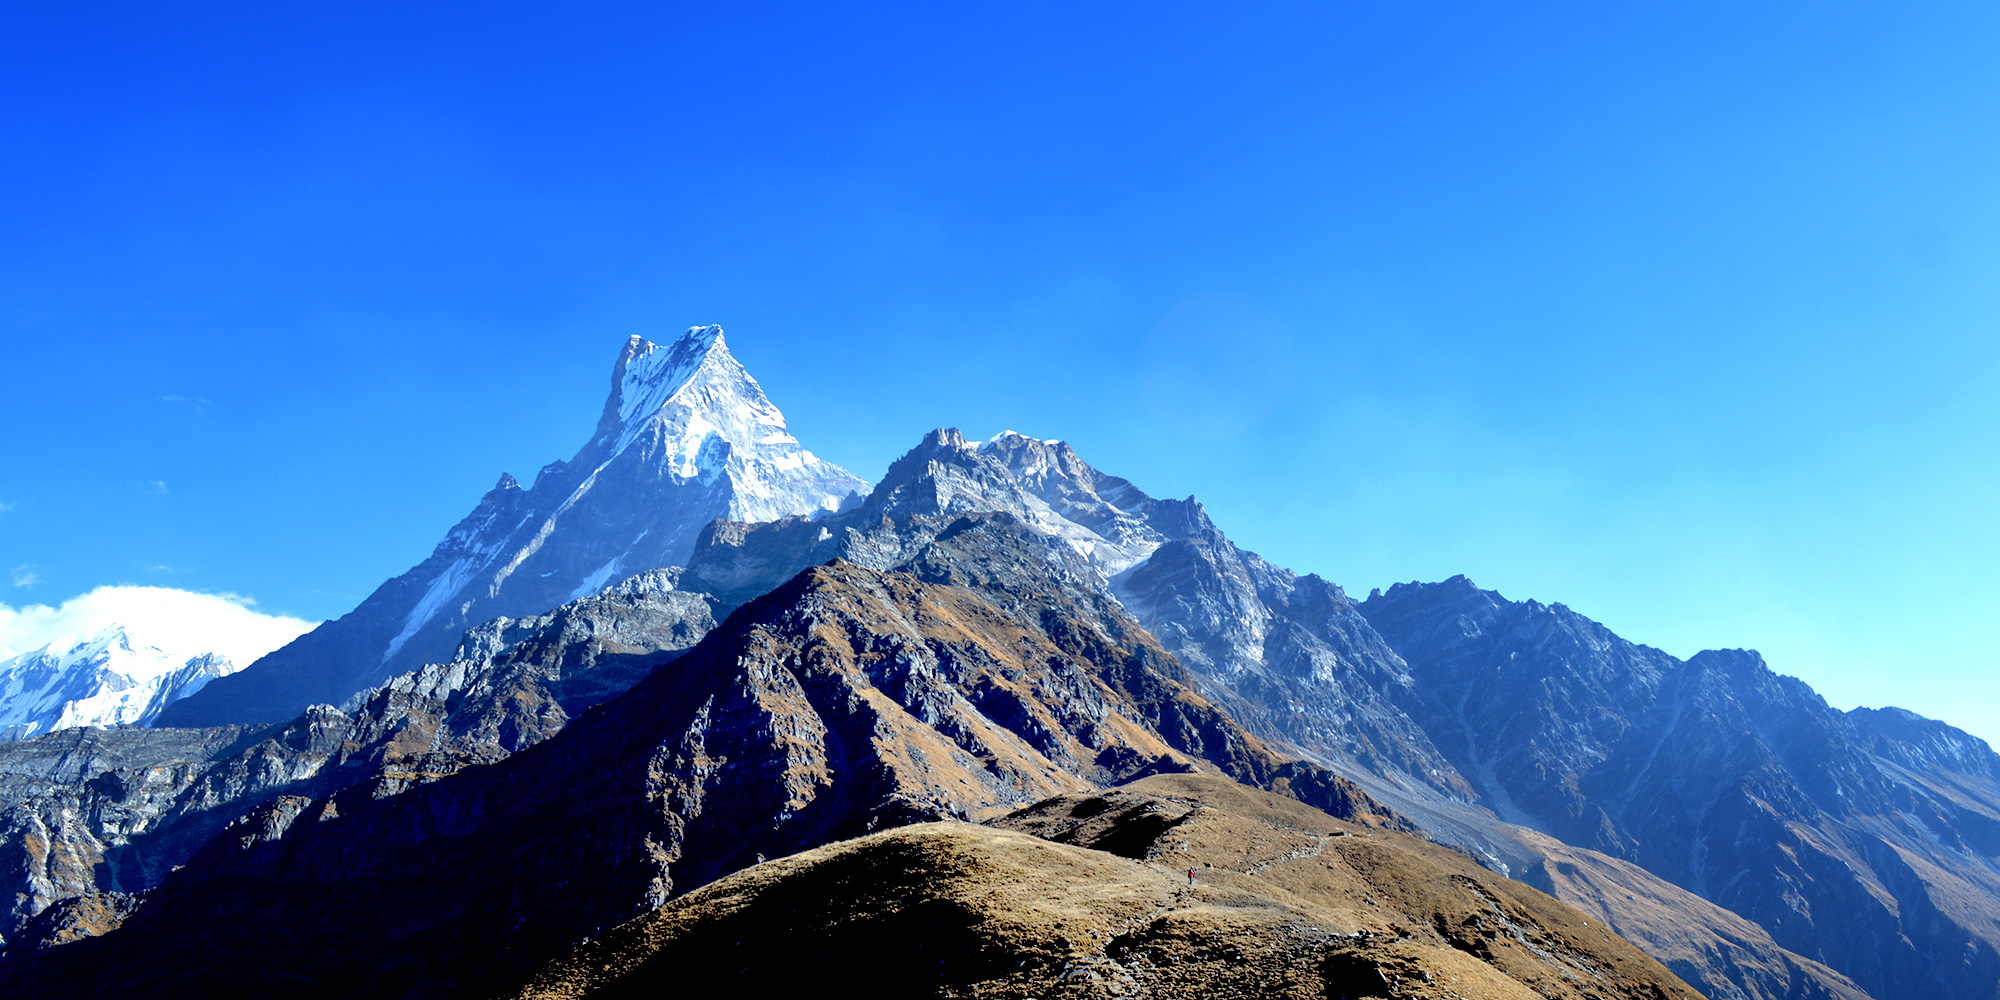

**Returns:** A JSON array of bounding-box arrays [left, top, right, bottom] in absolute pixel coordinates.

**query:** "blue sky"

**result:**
[[3, 2, 1996, 742]]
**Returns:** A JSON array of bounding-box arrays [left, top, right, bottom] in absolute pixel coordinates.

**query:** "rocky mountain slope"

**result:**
[[9, 333, 1990, 1000], [158, 327, 864, 728], [0, 626, 241, 741], [2, 543, 1404, 997], [1358, 577, 2000, 1000], [514, 774, 1705, 1000], [684, 428, 1472, 795], [0, 571, 716, 947], [660, 425, 1952, 1000]]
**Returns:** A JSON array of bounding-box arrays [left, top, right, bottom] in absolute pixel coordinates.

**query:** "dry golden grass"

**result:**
[[507, 775, 1700, 1000]]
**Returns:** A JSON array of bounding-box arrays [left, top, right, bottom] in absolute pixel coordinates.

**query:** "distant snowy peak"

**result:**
[[0, 624, 238, 740]]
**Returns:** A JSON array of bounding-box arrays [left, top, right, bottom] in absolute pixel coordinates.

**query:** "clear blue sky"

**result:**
[[3, 3, 1996, 742]]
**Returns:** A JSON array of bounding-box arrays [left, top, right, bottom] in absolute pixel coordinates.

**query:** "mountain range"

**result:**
[[156, 326, 864, 728], [0, 625, 240, 741], [2, 327, 1993, 1000]]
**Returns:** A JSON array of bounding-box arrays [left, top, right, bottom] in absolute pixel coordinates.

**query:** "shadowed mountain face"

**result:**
[[9, 380, 1991, 1000], [1360, 577, 2000, 1000], [513, 774, 1705, 1000], [0, 570, 716, 949], [157, 328, 865, 728], [679, 428, 1986, 1000], [2, 554, 1403, 998], [687, 428, 1469, 796]]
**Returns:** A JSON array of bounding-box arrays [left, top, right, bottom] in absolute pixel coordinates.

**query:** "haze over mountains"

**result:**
[[2, 327, 1993, 1000]]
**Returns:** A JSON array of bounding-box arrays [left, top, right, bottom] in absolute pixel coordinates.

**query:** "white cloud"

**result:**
[[137, 480, 170, 495], [0, 501, 14, 513], [0, 586, 315, 667], [11, 566, 37, 589]]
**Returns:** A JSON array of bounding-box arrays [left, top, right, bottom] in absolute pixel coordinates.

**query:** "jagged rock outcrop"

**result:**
[[2, 556, 1401, 998], [0, 724, 262, 948], [516, 774, 1705, 1000], [159, 327, 864, 727], [0, 572, 715, 948]]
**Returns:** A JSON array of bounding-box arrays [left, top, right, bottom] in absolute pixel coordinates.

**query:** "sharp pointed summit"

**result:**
[[159, 327, 867, 727], [589, 327, 863, 522]]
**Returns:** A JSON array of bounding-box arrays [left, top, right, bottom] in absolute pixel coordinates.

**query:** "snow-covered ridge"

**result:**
[[370, 326, 866, 671], [873, 428, 1194, 584], [606, 326, 728, 456], [1, 626, 236, 739], [155, 325, 869, 726], [0, 585, 315, 738], [598, 326, 860, 519]]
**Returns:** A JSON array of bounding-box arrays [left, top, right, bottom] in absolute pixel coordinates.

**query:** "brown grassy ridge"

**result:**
[[508, 774, 1702, 1000]]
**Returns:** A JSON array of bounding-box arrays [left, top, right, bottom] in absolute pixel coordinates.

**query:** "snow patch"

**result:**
[[383, 554, 488, 664], [570, 556, 625, 600]]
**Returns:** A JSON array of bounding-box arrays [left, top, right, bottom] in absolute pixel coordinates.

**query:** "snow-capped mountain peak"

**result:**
[[600, 327, 730, 453], [0, 623, 238, 740], [161, 326, 870, 726], [589, 326, 854, 518], [371, 326, 866, 666], [858, 427, 1207, 582]]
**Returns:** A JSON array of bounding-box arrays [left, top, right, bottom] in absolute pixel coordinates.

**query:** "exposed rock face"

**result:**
[[678, 428, 1201, 610], [678, 429, 1904, 1000], [687, 428, 1467, 794], [0, 627, 240, 741], [158, 327, 864, 727], [2, 558, 1400, 998], [1849, 705, 2000, 778], [10, 401, 1992, 1000], [0, 724, 261, 946], [1360, 576, 2000, 1000], [0, 572, 715, 947], [515, 775, 1705, 1000]]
